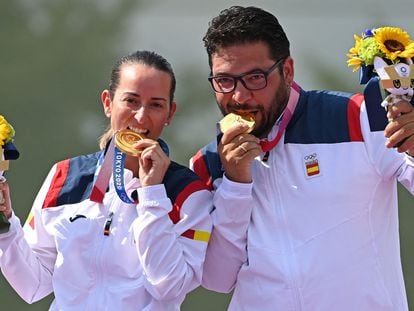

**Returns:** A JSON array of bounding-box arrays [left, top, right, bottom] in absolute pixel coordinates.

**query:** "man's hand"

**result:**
[[218, 123, 261, 183], [384, 100, 414, 156]]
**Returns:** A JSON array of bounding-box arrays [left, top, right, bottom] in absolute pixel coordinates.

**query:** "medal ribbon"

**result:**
[[90, 136, 136, 204], [260, 82, 300, 152], [112, 147, 135, 203]]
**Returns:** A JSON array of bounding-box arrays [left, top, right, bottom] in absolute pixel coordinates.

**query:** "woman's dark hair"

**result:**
[[108, 50, 176, 102], [203, 6, 290, 67]]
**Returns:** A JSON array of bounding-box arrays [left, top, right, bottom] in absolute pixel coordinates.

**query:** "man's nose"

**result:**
[[232, 79, 252, 104]]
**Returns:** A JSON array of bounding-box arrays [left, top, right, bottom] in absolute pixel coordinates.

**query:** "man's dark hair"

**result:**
[[203, 6, 290, 67], [109, 50, 176, 102]]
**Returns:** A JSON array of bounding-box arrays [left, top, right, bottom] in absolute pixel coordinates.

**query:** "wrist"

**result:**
[[224, 172, 252, 183]]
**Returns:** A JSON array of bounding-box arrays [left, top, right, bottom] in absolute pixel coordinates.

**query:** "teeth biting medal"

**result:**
[[114, 129, 145, 156]]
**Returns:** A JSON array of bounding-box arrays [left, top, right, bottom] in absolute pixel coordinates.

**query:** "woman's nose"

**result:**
[[133, 106, 147, 122]]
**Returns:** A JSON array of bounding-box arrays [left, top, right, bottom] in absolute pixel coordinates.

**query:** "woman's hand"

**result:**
[[135, 139, 170, 187]]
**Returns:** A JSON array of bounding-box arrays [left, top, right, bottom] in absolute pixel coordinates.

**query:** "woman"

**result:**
[[0, 50, 212, 310]]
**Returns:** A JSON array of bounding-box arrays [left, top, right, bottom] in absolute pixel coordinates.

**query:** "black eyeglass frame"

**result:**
[[208, 57, 285, 94]]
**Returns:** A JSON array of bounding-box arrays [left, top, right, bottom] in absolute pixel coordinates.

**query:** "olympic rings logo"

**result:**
[[304, 153, 317, 161]]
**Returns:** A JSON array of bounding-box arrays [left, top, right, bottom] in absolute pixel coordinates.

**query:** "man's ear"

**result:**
[[101, 90, 112, 118], [283, 56, 294, 87]]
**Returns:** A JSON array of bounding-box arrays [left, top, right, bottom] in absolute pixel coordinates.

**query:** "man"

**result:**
[[190, 6, 414, 310]]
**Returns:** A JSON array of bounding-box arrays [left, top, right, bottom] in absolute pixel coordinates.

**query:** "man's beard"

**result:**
[[218, 80, 290, 139]]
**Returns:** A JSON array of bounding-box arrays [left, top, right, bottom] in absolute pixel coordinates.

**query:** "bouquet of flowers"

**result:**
[[0, 115, 16, 147], [347, 26, 414, 108], [0, 115, 19, 233]]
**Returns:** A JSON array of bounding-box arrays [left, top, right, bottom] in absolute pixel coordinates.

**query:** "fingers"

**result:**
[[134, 139, 163, 154], [238, 145, 248, 153], [221, 123, 259, 149], [138, 140, 168, 164], [0, 181, 12, 219], [135, 139, 170, 187], [0, 180, 9, 202], [384, 101, 414, 152], [236, 140, 261, 158], [386, 100, 413, 121], [0, 205, 11, 219], [219, 130, 261, 183], [219, 139, 260, 164], [220, 123, 256, 145]]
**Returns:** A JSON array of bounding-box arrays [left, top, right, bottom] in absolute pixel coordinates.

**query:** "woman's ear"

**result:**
[[101, 90, 112, 118], [166, 101, 177, 125]]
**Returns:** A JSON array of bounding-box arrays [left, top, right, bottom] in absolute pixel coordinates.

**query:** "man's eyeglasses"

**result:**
[[208, 58, 285, 94]]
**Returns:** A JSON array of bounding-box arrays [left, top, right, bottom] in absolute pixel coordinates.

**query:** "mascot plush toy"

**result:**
[[347, 27, 414, 115], [0, 115, 19, 233]]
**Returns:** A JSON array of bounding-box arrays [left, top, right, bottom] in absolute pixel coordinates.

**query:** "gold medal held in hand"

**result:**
[[219, 113, 255, 134], [114, 129, 145, 157]]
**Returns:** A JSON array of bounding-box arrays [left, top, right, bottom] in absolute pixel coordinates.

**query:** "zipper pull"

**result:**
[[103, 211, 114, 236], [262, 151, 270, 162]]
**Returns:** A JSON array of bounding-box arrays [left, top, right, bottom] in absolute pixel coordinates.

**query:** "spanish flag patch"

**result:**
[[306, 162, 320, 176], [303, 153, 321, 178]]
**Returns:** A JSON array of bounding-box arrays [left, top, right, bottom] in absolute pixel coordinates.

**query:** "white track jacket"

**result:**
[[0, 151, 212, 310], [191, 85, 414, 310]]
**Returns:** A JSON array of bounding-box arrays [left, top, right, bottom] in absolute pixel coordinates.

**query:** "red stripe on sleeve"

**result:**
[[181, 229, 195, 239], [42, 159, 70, 208], [168, 180, 208, 224], [190, 150, 213, 190], [347, 94, 364, 142]]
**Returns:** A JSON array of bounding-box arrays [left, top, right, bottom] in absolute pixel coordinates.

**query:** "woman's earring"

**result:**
[[164, 122, 169, 126]]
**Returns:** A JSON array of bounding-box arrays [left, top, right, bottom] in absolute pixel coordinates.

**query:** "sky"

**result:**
[[123, 0, 414, 91]]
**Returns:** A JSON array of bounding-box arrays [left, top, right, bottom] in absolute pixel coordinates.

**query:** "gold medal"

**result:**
[[114, 129, 145, 156], [219, 113, 255, 134]]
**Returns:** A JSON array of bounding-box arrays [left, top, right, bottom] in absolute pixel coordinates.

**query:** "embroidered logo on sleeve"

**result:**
[[182, 229, 211, 242], [303, 153, 321, 178]]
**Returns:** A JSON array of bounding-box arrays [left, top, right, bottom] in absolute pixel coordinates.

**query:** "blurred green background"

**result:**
[[1, 0, 413, 310]]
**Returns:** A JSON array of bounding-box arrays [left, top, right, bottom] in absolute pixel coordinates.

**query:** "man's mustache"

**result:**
[[228, 103, 259, 111]]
